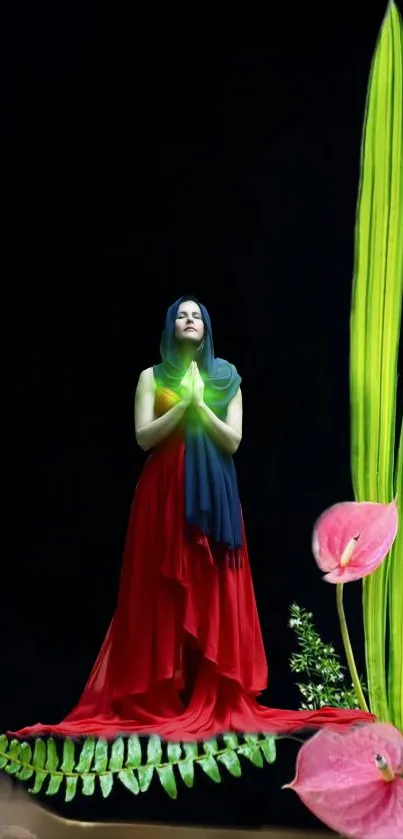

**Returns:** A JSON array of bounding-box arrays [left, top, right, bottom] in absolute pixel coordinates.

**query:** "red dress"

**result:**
[[13, 388, 374, 740]]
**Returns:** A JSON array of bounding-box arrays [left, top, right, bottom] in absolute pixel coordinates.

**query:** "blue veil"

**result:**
[[153, 296, 243, 561]]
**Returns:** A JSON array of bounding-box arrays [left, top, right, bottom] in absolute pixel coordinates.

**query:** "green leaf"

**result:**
[[45, 738, 59, 772], [5, 740, 21, 775], [223, 733, 239, 749], [157, 764, 178, 799], [183, 742, 198, 760], [21, 742, 33, 761], [260, 736, 276, 764], [17, 742, 34, 781], [350, 0, 403, 724], [167, 741, 182, 762], [46, 774, 63, 796], [146, 735, 162, 765], [61, 739, 75, 773], [217, 749, 242, 777], [65, 775, 78, 802], [0, 735, 8, 770], [178, 759, 194, 788], [198, 754, 221, 783], [118, 768, 139, 795], [238, 744, 263, 768], [82, 773, 96, 796], [94, 739, 108, 773], [388, 421, 403, 730], [75, 738, 95, 774], [137, 765, 154, 792], [243, 733, 260, 746], [8, 740, 21, 759], [126, 735, 142, 768], [99, 771, 113, 798], [5, 762, 20, 776], [32, 739, 46, 770], [110, 737, 124, 771], [203, 737, 219, 755], [30, 769, 48, 794]]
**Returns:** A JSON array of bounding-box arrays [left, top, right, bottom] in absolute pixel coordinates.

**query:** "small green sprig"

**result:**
[[289, 603, 366, 710]]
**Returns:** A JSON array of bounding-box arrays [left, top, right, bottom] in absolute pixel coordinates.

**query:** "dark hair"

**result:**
[[176, 294, 202, 307]]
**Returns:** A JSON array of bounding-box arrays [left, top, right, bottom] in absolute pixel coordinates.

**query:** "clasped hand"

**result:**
[[179, 361, 205, 407]]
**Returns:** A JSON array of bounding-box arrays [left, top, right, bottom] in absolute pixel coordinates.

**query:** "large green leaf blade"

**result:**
[[388, 421, 403, 730], [361, 4, 393, 722], [385, 0, 403, 734], [350, 0, 403, 723]]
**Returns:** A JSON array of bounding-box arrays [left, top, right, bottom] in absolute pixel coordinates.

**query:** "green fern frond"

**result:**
[[0, 732, 277, 801]]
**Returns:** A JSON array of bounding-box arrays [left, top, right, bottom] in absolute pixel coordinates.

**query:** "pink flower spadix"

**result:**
[[284, 722, 403, 839], [312, 500, 398, 583]]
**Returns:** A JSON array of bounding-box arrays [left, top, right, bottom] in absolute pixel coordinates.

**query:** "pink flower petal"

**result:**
[[312, 500, 398, 583], [284, 723, 403, 839]]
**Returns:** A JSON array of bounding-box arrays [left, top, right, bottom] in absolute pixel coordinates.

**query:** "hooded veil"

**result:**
[[153, 296, 243, 560]]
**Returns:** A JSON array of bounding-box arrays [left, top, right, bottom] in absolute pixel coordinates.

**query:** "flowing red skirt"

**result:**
[[13, 434, 374, 741]]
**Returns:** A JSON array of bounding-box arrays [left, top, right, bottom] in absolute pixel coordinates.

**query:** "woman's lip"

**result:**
[[184, 327, 197, 331]]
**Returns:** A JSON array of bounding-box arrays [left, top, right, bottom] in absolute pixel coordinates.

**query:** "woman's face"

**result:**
[[174, 300, 205, 345]]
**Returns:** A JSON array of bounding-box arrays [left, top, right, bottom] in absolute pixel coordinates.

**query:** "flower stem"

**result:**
[[336, 583, 369, 713]]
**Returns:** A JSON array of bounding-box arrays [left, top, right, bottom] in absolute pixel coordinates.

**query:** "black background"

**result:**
[[1, 0, 398, 830]]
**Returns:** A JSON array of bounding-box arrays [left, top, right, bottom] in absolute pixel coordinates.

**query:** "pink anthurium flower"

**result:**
[[284, 722, 403, 839], [312, 500, 398, 583]]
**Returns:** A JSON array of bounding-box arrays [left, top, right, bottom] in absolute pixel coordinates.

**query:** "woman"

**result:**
[[14, 297, 373, 740]]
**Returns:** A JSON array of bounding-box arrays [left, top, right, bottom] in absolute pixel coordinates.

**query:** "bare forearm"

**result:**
[[136, 400, 189, 451], [195, 401, 241, 455]]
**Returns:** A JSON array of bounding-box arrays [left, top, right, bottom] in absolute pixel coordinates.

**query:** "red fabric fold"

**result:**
[[11, 390, 374, 741]]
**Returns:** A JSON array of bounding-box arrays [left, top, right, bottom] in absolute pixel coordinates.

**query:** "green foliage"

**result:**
[[289, 604, 366, 710], [0, 731, 277, 801]]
